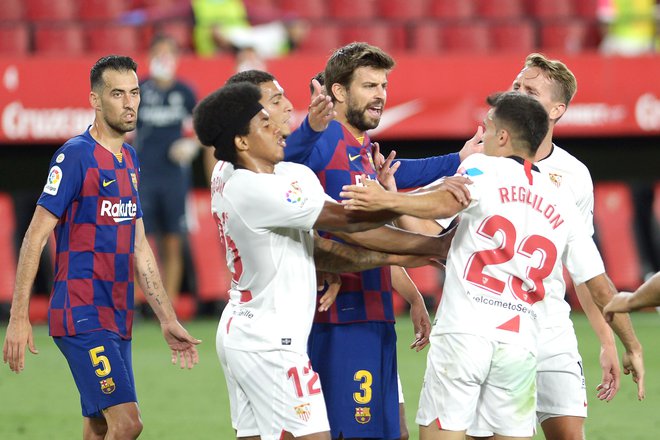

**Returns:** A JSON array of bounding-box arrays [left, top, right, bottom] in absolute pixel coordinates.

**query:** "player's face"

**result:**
[[95, 69, 140, 134], [344, 66, 388, 133], [246, 109, 286, 165], [511, 66, 560, 121], [259, 80, 293, 137], [482, 109, 502, 157]]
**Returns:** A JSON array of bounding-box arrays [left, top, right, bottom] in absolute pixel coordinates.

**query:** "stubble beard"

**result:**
[[345, 104, 380, 133]]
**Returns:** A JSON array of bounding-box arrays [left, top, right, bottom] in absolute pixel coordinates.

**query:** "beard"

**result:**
[[105, 114, 137, 134], [345, 100, 382, 133]]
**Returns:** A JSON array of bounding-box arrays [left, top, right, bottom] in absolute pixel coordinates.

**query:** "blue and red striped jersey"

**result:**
[[285, 118, 462, 324], [38, 128, 143, 339]]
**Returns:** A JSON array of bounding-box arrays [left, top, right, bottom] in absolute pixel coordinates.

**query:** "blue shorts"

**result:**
[[308, 322, 400, 439], [54, 330, 137, 418], [140, 181, 187, 235]]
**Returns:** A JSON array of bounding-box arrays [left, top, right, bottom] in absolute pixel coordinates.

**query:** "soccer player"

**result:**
[[604, 271, 660, 316], [194, 82, 460, 440], [283, 42, 481, 440], [2, 55, 200, 440], [340, 92, 645, 440]]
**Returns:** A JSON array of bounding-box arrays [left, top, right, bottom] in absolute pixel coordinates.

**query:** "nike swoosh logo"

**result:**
[[349, 154, 361, 161], [103, 179, 116, 187], [370, 99, 424, 136]]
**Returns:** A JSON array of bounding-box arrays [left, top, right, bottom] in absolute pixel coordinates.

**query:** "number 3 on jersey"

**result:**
[[353, 370, 373, 404], [464, 214, 557, 305]]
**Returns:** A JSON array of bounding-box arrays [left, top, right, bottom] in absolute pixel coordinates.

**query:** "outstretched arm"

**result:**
[[604, 271, 660, 315], [134, 219, 201, 369], [391, 266, 431, 352], [3, 206, 57, 373]]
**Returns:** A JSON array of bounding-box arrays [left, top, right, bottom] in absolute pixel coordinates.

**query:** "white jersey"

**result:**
[[432, 154, 604, 354], [210, 160, 327, 353], [535, 144, 595, 328]]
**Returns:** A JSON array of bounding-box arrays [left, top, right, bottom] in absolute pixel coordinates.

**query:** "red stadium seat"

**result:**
[[593, 182, 643, 290], [295, 23, 341, 55], [86, 25, 144, 56], [379, 0, 429, 20], [328, 0, 377, 20], [0, 24, 29, 56], [525, 0, 574, 19], [79, 0, 129, 21], [439, 22, 490, 53], [26, 0, 79, 21], [0, 0, 24, 21], [153, 19, 194, 53], [279, 0, 328, 20], [0, 193, 17, 303], [489, 21, 536, 53], [429, 0, 476, 20], [476, 0, 524, 19], [540, 21, 594, 53], [410, 22, 441, 53], [340, 22, 406, 52], [188, 189, 231, 302], [34, 24, 85, 56]]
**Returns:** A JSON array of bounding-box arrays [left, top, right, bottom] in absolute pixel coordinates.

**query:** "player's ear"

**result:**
[[549, 102, 566, 121], [497, 128, 508, 146], [234, 135, 248, 152], [89, 91, 101, 110], [331, 83, 346, 104]]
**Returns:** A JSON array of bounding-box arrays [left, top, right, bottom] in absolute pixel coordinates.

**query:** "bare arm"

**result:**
[[391, 266, 431, 352], [585, 273, 645, 400], [314, 201, 398, 233], [134, 219, 201, 369], [3, 206, 58, 372], [604, 271, 660, 314], [313, 235, 435, 274], [575, 281, 619, 401]]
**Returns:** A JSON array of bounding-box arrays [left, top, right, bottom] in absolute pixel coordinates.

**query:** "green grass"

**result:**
[[0, 312, 658, 439]]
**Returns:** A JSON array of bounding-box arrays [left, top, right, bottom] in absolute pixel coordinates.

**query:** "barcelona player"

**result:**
[[3, 55, 200, 440]]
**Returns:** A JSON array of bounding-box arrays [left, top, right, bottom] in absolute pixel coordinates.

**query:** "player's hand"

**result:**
[[372, 142, 400, 192], [409, 300, 431, 352], [2, 316, 38, 373], [161, 320, 201, 370], [340, 176, 392, 211], [603, 291, 634, 322], [436, 176, 471, 207], [622, 349, 645, 401], [168, 138, 199, 166], [458, 125, 484, 162], [596, 344, 620, 401], [308, 79, 335, 132], [317, 271, 341, 312]]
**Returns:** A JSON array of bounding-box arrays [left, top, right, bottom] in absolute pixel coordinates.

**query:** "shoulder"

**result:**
[[458, 153, 493, 173], [320, 120, 345, 140], [55, 132, 95, 163]]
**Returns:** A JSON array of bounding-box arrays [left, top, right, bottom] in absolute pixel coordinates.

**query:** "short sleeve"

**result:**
[[37, 145, 85, 218], [562, 202, 604, 284]]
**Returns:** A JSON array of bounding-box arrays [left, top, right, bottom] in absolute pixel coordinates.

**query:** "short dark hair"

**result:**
[[486, 92, 549, 156], [225, 70, 275, 86], [90, 55, 138, 91], [309, 71, 325, 96], [193, 82, 263, 163], [149, 33, 178, 52], [324, 42, 394, 102]]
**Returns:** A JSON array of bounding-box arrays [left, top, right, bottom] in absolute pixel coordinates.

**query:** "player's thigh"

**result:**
[[54, 331, 137, 418], [225, 348, 330, 439], [536, 326, 587, 421], [102, 401, 142, 436], [478, 342, 536, 438], [540, 415, 585, 440], [308, 322, 399, 439], [416, 333, 493, 432]]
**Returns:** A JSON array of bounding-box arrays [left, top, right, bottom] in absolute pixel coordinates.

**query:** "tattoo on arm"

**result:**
[[314, 238, 392, 273]]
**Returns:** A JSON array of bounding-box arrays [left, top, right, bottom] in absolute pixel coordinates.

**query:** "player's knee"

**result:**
[[109, 417, 143, 439], [399, 431, 410, 440]]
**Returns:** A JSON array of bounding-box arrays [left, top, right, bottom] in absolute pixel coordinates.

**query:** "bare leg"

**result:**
[[493, 435, 531, 440], [102, 402, 143, 440], [83, 417, 107, 440], [161, 233, 183, 301], [540, 416, 585, 440], [399, 402, 409, 440], [281, 431, 331, 439], [466, 436, 494, 440], [419, 422, 465, 440]]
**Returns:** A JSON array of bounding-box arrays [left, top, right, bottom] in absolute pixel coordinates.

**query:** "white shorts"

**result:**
[[216, 308, 259, 437], [398, 373, 404, 404], [416, 333, 536, 438], [225, 347, 330, 440], [536, 324, 587, 422]]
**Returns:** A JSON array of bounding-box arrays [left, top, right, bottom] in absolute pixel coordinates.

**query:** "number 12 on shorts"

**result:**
[[287, 361, 321, 398]]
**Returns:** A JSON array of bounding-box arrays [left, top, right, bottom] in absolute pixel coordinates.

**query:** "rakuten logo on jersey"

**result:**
[[100, 200, 137, 223]]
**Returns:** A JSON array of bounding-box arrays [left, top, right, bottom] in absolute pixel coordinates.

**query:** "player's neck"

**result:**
[[90, 119, 126, 154], [534, 127, 555, 161], [236, 156, 275, 174], [335, 114, 365, 143]]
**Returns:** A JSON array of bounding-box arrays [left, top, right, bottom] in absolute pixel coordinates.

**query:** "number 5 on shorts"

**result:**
[[89, 346, 111, 377]]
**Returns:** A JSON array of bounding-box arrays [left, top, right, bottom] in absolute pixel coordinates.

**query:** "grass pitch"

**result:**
[[0, 312, 658, 439]]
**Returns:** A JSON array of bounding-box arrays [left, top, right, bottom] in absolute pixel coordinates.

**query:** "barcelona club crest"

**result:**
[[130, 171, 138, 192], [294, 403, 311, 422], [355, 407, 371, 424], [100, 378, 116, 394]]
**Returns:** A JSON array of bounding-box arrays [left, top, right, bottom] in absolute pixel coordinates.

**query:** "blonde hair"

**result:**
[[525, 53, 577, 106]]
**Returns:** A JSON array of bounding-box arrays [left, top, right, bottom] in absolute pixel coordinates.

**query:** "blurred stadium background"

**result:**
[[0, 0, 659, 438]]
